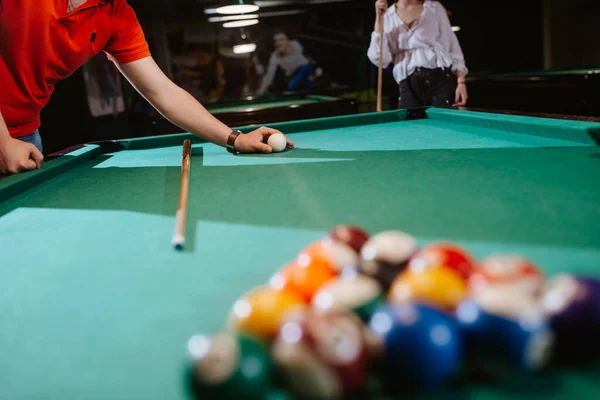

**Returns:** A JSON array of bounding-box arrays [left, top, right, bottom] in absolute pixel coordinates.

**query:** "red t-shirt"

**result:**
[[0, 0, 151, 137]]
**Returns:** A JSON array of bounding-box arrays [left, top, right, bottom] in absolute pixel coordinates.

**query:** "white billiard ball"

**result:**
[[268, 133, 287, 152]]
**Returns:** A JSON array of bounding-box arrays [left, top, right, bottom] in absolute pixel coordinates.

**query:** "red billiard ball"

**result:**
[[407, 242, 475, 280], [469, 253, 544, 294], [328, 225, 370, 253], [358, 230, 418, 289], [272, 311, 371, 400]]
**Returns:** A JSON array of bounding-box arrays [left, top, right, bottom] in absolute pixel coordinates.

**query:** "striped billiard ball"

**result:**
[[328, 224, 370, 253], [455, 300, 554, 372], [407, 242, 476, 280], [469, 253, 544, 294], [312, 269, 385, 322], [272, 311, 370, 400]]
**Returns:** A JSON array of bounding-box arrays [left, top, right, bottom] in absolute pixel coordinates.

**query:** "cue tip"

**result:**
[[172, 234, 185, 249]]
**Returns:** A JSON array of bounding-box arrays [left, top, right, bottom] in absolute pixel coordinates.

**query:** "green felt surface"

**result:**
[[205, 95, 336, 114], [1, 109, 600, 400]]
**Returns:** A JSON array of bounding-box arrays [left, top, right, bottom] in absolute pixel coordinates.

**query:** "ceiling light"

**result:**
[[223, 19, 259, 28], [215, 1, 259, 14], [233, 43, 257, 54], [208, 14, 258, 22]]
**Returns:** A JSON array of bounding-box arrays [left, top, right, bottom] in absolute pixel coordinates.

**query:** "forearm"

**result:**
[[374, 14, 383, 32], [455, 70, 466, 83], [150, 84, 231, 146], [0, 110, 11, 144], [257, 68, 275, 94]]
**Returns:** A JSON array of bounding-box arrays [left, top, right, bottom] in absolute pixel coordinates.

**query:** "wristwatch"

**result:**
[[226, 130, 242, 154]]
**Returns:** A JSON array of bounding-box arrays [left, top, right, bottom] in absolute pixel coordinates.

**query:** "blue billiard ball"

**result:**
[[455, 300, 554, 372], [540, 274, 600, 361], [368, 303, 463, 390]]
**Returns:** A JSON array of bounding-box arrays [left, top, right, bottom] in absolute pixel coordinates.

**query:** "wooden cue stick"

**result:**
[[172, 139, 191, 248], [376, 11, 384, 112]]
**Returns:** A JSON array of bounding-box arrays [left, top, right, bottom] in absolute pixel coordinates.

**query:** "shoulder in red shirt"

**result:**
[[0, 0, 151, 137]]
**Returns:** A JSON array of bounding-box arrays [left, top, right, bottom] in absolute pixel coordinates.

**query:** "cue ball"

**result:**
[[268, 133, 287, 152]]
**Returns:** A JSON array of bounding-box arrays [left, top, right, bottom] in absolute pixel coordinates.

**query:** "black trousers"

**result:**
[[397, 67, 457, 109]]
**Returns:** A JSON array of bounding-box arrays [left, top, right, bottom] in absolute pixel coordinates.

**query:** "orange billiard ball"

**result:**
[[297, 239, 359, 274], [388, 266, 468, 311], [270, 260, 337, 302]]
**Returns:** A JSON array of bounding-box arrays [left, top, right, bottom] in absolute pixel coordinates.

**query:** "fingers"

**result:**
[[258, 126, 283, 136], [21, 158, 37, 171], [30, 145, 44, 169], [252, 142, 273, 154], [258, 126, 294, 148]]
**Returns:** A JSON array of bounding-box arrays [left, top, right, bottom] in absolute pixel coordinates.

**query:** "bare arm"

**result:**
[[0, 110, 10, 143], [257, 55, 278, 95], [115, 57, 232, 146], [115, 56, 293, 153]]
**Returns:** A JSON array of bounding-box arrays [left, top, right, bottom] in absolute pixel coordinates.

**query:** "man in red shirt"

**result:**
[[0, 0, 293, 175]]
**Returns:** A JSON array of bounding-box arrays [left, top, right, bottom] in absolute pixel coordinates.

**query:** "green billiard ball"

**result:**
[[186, 332, 273, 400]]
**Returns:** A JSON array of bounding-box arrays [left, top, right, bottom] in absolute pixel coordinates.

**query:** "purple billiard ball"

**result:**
[[539, 274, 600, 361]]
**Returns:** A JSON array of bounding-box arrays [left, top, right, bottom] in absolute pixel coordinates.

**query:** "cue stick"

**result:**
[[376, 10, 384, 112], [172, 139, 191, 249]]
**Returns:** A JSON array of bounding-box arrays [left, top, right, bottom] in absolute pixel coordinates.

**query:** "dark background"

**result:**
[[40, 0, 600, 153]]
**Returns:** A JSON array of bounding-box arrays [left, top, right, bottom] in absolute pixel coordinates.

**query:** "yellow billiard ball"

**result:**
[[388, 265, 468, 311], [229, 286, 306, 342]]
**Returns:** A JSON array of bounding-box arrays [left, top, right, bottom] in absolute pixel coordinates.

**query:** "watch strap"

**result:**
[[226, 130, 242, 154]]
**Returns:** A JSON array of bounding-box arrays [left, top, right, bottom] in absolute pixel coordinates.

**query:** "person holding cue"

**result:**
[[368, 0, 468, 109], [0, 0, 293, 175]]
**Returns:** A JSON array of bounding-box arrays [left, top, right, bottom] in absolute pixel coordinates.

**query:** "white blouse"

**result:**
[[367, 0, 468, 84]]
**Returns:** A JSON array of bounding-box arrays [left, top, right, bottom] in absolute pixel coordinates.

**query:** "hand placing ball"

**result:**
[[233, 127, 294, 154]]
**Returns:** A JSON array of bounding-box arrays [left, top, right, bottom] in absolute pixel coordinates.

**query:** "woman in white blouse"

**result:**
[[367, 0, 468, 109]]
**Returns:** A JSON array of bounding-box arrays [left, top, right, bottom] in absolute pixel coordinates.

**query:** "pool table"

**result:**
[[467, 67, 600, 117], [150, 94, 358, 135], [1, 108, 600, 400]]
